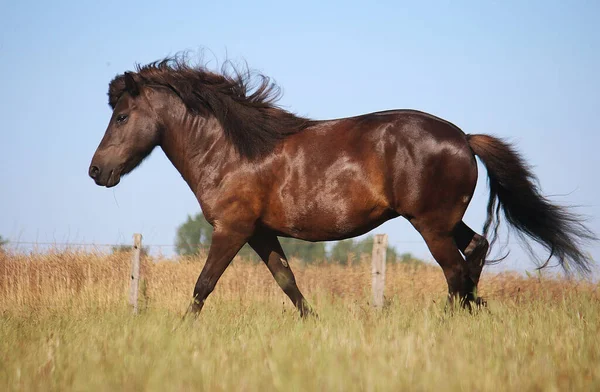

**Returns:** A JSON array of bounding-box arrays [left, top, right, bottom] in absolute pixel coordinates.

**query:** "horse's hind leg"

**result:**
[[249, 232, 315, 318], [453, 221, 488, 287], [417, 228, 478, 309]]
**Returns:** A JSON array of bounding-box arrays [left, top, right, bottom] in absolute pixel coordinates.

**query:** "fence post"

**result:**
[[129, 233, 142, 314], [371, 234, 388, 308]]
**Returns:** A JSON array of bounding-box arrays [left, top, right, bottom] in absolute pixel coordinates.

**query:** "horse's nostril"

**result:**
[[89, 165, 101, 179]]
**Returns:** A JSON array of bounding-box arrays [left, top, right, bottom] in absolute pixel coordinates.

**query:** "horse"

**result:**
[[89, 56, 596, 316]]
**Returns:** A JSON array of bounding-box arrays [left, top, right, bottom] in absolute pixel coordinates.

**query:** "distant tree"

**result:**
[[329, 238, 357, 264], [398, 252, 423, 265], [174, 212, 326, 262], [279, 237, 326, 262], [0, 236, 7, 251], [233, 237, 326, 263], [175, 213, 213, 256]]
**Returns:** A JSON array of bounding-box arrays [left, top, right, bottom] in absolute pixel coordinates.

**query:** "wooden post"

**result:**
[[371, 234, 388, 308], [129, 233, 142, 314]]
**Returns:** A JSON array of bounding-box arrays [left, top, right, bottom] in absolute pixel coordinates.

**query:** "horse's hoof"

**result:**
[[474, 296, 488, 308], [300, 308, 319, 320]]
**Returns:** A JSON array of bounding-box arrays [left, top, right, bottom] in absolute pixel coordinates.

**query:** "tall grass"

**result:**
[[0, 251, 598, 391]]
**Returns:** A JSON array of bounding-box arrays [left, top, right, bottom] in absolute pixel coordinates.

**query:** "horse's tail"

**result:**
[[466, 133, 596, 275]]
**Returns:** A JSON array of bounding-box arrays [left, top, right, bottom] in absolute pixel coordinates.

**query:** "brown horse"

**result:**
[[89, 56, 596, 316]]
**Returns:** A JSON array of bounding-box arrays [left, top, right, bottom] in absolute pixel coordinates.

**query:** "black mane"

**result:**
[[108, 55, 313, 159]]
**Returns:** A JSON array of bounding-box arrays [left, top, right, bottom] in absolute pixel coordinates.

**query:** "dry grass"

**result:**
[[0, 250, 599, 391]]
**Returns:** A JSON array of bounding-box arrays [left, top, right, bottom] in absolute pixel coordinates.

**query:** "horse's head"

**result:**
[[89, 73, 160, 188]]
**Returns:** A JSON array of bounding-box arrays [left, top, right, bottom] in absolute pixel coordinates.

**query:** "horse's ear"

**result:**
[[124, 72, 140, 97]]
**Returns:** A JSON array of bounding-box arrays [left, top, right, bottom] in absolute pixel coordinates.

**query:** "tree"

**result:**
[[175, 213, 213, 256], [280, 237, 326, 262], [174, 212, 326, 262], [328, 238, 357, 264], [0, 236, 7, 251], [398, 252, 423, 265]]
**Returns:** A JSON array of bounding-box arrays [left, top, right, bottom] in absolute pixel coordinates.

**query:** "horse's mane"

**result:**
[[108, 55, 313, 159]]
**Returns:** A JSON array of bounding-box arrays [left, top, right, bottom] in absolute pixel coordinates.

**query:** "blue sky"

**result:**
[[1, 1, 599, 276]]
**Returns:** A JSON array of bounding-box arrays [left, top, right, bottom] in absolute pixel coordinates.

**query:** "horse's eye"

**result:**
[[116, 114, 129, 124]]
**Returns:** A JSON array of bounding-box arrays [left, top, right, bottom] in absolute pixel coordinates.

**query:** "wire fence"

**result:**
[[0, 238, 438, 265], [1, 239, 597, 282], [2, 240, 426, 254], [1, 241, 195, 259]]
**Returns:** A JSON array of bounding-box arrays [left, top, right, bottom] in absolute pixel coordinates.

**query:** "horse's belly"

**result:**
[[264, 191, 394, 242]]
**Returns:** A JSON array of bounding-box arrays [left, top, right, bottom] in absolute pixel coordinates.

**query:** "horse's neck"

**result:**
[[159, 112, 233, 201]]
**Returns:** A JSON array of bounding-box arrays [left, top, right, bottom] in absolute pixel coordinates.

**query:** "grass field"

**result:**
[[1, 251, 599, 391]]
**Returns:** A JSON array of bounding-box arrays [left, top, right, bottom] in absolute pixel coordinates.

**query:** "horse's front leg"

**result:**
[[248, 231, 315, 318], [186, 226, 251, 316]]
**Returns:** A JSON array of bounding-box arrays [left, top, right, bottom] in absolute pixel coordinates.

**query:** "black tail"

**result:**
[[466, 134, 596, 275]]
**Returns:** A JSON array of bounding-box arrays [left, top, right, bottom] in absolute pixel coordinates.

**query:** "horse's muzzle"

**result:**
[[88, 164, 120, 188]]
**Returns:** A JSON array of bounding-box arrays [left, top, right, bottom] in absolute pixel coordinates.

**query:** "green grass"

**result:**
[[1, 293, 599, 391]]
